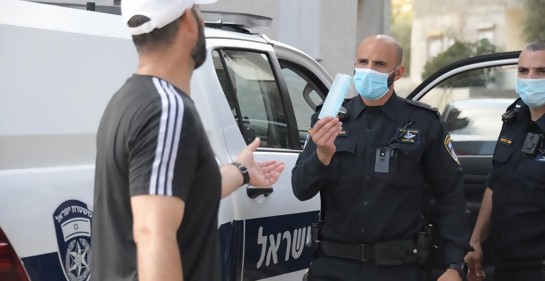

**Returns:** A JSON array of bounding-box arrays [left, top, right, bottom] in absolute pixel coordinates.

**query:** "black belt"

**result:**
[[319, 239, 418, 265], [495, 258, 545, 270]]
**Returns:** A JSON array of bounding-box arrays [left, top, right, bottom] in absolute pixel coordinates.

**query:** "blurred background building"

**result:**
[[410, 0, 525, 86], [31, 0, 544, 96], [34, 0, 392, 79], [205, 0, 391, 82]]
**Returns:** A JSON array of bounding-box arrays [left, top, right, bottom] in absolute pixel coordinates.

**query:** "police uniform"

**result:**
[[487, 98, 545, 281], [292, 94, 470, 281]]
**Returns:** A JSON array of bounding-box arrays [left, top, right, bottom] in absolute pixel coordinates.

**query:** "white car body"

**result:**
[[0, 1, 332, 280]]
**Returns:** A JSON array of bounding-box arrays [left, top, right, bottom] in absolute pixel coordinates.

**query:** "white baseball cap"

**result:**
[[122, 0, 218, 35]]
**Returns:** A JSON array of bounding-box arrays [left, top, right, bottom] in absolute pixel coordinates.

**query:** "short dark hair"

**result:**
[[127, 15, 182, 52], [526, 40, 545, 51]]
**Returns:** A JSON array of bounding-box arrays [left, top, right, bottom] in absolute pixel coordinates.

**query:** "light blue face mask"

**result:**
[[353, 68, 395, 100], [516, 78, 545, 108]]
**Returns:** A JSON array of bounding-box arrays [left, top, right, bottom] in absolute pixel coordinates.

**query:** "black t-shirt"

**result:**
[[487, 99, 545, 260], [91, 74, 221, 280], [292, 94, 470, 265]]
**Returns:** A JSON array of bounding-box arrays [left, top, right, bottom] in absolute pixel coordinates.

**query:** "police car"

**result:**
[[0, 0, 520, 280], [0, 1, 329, 280]]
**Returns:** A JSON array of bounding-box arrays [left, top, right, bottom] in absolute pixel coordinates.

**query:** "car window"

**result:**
[[213, 49, 291, 149], [279, 63, 325, 147], [419, 65, 518, 155]]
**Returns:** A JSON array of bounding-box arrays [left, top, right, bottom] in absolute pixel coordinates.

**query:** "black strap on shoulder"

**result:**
[[502, 98, 523, 123], [404, 99, 439, 116]]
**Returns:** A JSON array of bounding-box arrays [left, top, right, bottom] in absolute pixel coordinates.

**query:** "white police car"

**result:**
[[0, 1, 521, 280], [0, 1, 329, 280]]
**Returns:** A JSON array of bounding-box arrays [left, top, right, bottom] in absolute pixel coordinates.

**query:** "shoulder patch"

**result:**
[[444, 134, 460, 165], [405, 99, 439, 116]]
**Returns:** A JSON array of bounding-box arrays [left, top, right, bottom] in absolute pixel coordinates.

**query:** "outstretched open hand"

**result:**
[[235, 138, 285, 187]]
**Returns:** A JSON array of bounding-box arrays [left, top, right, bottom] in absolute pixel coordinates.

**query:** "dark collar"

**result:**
[[347, 92, 399, 121], [517, 103, 545, 133], [532, 109, 545, 133]]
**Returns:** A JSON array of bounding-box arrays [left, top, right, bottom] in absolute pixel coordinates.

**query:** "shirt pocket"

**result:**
[[517, 157, 545, 209], [327, 138, 357, 184], [490, 144, 514, 192], [493, 144, 514, 164], [334, 138, 356, 154], [387, 143, 424, 187]]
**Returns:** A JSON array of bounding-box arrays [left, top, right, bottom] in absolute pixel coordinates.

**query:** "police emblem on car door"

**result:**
[[53, 200, 93, 281]]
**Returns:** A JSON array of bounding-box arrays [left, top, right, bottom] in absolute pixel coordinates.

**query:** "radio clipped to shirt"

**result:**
[[521, 132, 545, 156], [374, 121, 414, 173], [375, 147, 393, 173]]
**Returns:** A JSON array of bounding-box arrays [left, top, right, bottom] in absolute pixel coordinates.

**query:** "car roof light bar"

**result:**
[[202, 11, 272, 29]]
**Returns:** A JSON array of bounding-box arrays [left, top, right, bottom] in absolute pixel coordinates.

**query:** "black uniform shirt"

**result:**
[[292, 94, 470, 264], [487, 98, 545, 260]]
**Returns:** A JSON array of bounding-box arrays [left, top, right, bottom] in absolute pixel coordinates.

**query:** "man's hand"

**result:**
[[235, 138, 285, 187], [438, 268, 462, 281], [465, 243, 486, 281], [308, 116, 342, 165]]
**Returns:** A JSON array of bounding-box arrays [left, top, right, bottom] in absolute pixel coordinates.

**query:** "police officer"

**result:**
[[292, 35, 470, 281], [464, 40, 545, 281]]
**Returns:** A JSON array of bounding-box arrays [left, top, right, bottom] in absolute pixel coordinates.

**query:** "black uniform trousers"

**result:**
[[308, 256, 426, 281]]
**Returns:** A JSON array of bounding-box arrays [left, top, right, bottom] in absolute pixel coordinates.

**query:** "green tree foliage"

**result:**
[[391, 0, 412, 76], [422, 39, 497, 87], [523, 0, 545, 42]]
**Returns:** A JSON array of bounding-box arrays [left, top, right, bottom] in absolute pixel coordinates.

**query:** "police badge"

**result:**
[[444, 134, 460, 165], [53, 200, 93, 281]]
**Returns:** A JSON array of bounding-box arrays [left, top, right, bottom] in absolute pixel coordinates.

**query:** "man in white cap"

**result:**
[[91, 1, 284, 280]]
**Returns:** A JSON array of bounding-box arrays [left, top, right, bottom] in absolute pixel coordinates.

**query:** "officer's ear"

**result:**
[[387, 66, 405, 88], [393, 66, 405, 81]]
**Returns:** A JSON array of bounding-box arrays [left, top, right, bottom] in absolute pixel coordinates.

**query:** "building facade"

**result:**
[[33, 0, 391, 78], [410, 0, 524, 85]]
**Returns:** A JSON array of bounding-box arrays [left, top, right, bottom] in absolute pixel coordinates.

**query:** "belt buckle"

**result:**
[[359, 244, 369, 262]]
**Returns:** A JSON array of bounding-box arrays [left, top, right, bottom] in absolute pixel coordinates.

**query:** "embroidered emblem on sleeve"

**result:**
[[444, 134, 460, 165]]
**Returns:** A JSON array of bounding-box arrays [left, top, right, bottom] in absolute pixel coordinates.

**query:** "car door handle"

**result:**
[[246, 186, 274, 199]]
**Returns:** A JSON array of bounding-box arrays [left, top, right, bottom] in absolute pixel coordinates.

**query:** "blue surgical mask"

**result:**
[[353, 68, 395, 100], [516, 78, 545, 108]]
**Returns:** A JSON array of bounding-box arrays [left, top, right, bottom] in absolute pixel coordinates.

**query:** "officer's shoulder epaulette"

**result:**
[[404, 99, 440, 116], [502, 98, 523, 122]]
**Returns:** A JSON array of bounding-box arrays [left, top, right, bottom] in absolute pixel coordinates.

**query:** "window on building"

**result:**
[[477, 29, 495, 42], [427, 36, 443, 60]]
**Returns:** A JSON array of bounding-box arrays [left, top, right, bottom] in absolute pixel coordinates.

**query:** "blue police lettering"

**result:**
[[256, 226, 311, 268]]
